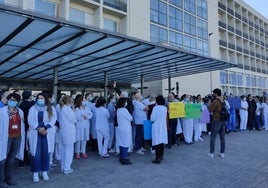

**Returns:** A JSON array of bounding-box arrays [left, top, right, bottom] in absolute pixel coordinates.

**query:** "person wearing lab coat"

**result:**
[[0, 93, 25, 187], [151, 95, 167, 164], [28, 93, 57, 183], [57, 95, 77, 174]]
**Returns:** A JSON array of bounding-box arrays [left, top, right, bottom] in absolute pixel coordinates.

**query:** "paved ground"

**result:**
[[12, 130, 268, 188]]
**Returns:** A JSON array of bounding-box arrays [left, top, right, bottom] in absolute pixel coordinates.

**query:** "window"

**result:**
[[184, 0, 196, 14], [184, 35, 196, 52], [169, 6, 183, 31], [150, 0, 167, 26], [169, 31, 183, 48], [197, 0, 207, 19], [103, 18, 118, 32], [150, 25, 167, 43], [35, 0, 56, 17], [197, 39, 208, 56], [220, 71, 228, 84], [245, 74, 250, 86], [237, 73, 243, 85], [69, 8, 85, 24], [170, 0, 182, 7], [229, 72, 237, 85], [197, 18, 208, 40], [184, 13, 196, 35], [250, 76, 256, 87]]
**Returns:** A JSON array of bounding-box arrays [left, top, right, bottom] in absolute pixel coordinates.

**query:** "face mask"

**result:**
[[8, 100, 17, 107], [37, 99, 45, 105], [243, 98, 246, 101], [124, 103, 128, 107], [32, 97, 36, 102], [82, 101, 86, 106], [50, 98, 55, 104], [184, 98, 189, 103], [88, 96, 93, 101], [111, 99, 116, 103]]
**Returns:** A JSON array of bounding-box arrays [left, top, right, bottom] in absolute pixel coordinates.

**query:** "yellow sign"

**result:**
[[169, 102, 185, 119]]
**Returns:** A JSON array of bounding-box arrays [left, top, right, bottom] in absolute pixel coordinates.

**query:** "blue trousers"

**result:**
[[210, 120, 225, 154], [31, 134, 49, 172], [134, 124, 144, 150], [119, 146, 128, 159]]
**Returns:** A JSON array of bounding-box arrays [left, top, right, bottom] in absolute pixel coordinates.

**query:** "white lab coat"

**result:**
[[117, 108, 133, 147], [151, 105, 168, 146], [28, 105, 57, 156], [58, 105, 77, 146], [75, 106, 92, 141], [0, 106, 25, 161]]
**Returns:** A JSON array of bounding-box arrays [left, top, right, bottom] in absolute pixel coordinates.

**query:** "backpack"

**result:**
[[218, 99, 230, 121]]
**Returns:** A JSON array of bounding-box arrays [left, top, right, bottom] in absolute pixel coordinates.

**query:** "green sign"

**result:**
[[185, 103, 201, 119]]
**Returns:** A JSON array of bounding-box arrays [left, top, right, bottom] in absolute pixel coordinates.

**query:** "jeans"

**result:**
[[0, 137, 21, 183], [210, 120, 225, 154], [168, 119, 177, 146], [134, 124, 144, 150]]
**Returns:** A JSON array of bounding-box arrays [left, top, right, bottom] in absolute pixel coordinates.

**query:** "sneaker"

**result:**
[[42, 171, 49, 181], [219, 153, 225, 158], [141, 147, 147, 152], [208, 153, 214, 158], [82, 153, 88, 159], [33, 173, 39, 183], [50, 162, 57, 167], [63, 169, 74, 174], [75, 154, 80, 159], [101, 154, 110, 158], [135, 149, 144, 155], [198, 138, 204, 141], [208, 132, 211, 136], [150, 148, 155, 154], [108, 149, 115, 153]]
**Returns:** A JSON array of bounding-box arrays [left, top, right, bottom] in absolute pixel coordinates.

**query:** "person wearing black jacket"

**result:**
[[247, 94, 260, 130]]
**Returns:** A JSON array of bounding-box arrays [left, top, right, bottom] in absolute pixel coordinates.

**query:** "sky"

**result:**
[[243, 0, 268, 19]]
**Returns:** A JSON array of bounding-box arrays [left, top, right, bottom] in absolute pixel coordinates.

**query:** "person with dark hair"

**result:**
[[0, 90, 10, 108], [151, 95, 167, 164], [107, 94, 116, 153], [247, 94, 260, 130], [28, 93, 57, 182], [208, 88, 226, 158], [116, 97, 133, 165], [0, 93, 25, 187], [95, 97, 110, 158], [18, 90, 34, 168], [74, 94, 92, 159]]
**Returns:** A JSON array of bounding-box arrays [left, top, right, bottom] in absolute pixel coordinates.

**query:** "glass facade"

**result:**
[[150, 0, 209, 55], [35, 0, 57, 17], [103, 18, 118, 32], [69, 8, 85, 24]]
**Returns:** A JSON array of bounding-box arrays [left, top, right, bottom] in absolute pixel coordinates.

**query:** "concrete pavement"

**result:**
[[13, 130, 268, 188]]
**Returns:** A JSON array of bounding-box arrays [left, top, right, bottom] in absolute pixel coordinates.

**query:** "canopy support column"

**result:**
[[104, 71, 108, 100], [168, 76, 171, 93], [53, 67, 58, 103], [140, 75, 144, 95]]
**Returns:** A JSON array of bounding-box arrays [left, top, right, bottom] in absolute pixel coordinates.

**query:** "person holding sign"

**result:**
[[151, 95, 167, 164]]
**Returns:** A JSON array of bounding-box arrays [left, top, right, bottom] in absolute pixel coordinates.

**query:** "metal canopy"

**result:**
[[0, 4, 237, 86]]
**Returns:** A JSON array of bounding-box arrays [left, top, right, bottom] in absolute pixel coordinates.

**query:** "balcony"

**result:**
[[251, 67, 256, 71], [243, 49, 249, 54], [218, 2, 226, 10], [228, 43, 235, 50], [257, 68, 262, 73], [227, 7, 234, 15], [228, 25, 234, 32], [243, 32, 248, 39], [237, 64, 243, 69], [249, 36, 254, 42], [236, 46, 243, 52], [219, 21, 226, 29], [235, 13, 241, 19], [265, 31, 268, 35], [242, 17, 247, 23], [236, 29, 242, 36], [262, 69, 266, 74], [103, 0, 127, 12], [260, 27, 264, 33], [219, 40, 227, 47], [244, 65, 250, 70], [261, 55, 266, 60], [250, 51, 255, 56], [255, 39, 260, 44], [249, 21, 254, 27], [256, 53, 261, 58], [261, 41, 264, 46], [255, 24, 259, 30]]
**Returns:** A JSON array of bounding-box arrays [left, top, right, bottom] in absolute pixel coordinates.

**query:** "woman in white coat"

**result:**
[[28, 93, 57, 183], [0, 93, 25, 187], [74, 94, 92, 159], [116, 97, 133, 165], [58, 95, 77, 174], [95, 97, 110, 158], [151, 95, 167, 164]]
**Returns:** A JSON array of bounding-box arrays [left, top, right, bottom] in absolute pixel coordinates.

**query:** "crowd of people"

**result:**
[[0, 86, 267, 187]]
